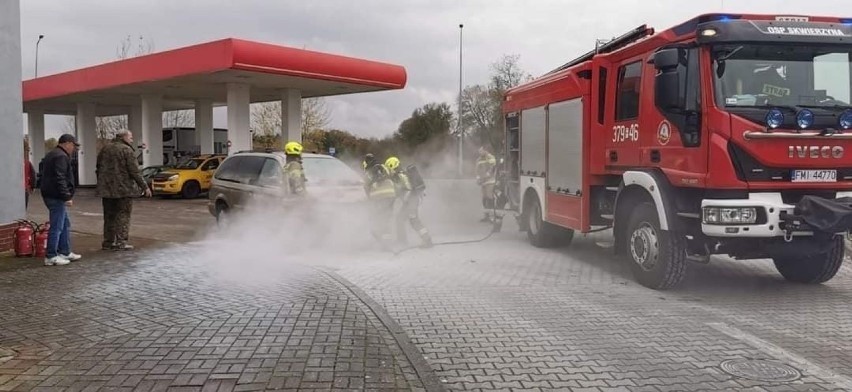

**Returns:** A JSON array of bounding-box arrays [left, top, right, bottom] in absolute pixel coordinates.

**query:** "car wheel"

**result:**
[[216, 203, 230, 227], [181, 181, 201, 199]]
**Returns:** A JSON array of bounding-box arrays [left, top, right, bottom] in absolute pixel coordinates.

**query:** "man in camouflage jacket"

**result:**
[[96, 130, 151, 251]]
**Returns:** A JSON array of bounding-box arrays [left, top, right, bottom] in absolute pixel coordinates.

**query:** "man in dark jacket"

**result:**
[[40, 134, 82, 266], [97, 130, 151, 251]]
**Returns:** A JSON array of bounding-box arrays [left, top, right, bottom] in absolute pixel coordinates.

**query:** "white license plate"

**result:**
[[791, 169, 837, 183]]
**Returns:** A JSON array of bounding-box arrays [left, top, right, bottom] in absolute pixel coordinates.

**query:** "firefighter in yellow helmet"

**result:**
[[283, 141, 306, 196], [476, 145, 498, 222], [362, 153, 396, 245], [385, 156, 432, 248]]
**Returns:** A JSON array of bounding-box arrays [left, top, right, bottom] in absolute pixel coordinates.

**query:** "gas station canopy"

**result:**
[[23, 38, 407, 116], [22, 38, 407, 186]]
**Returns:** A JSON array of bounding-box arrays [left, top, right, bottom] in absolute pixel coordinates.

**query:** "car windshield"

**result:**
[[714, 44, 852, 108], [175, 158, 205, 170], [302, 156, 362, 186], [141, 167, 158, 177]]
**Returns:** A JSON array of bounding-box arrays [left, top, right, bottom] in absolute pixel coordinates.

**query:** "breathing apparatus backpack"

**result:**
[[403, 164, 426, 193]]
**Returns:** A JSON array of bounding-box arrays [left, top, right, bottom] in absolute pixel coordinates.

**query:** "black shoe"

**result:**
[[102, 243, 115, 251]]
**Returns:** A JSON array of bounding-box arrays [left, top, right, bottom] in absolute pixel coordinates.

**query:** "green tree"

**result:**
[[460, 54, 532, 151], [395, 103, 454, 150]]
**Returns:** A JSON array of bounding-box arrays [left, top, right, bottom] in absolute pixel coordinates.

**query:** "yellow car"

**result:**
[[151, 154, 225, 198]]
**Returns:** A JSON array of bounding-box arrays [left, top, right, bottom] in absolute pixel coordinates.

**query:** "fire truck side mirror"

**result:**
[[654, 48, 686, 112], [653, 48, 682, 70]]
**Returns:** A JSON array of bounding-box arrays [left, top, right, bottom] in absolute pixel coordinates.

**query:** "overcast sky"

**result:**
[[19, 0, 848, 139]]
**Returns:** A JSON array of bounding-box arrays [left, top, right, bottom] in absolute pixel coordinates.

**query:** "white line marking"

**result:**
[[707, 322, 852, 389]]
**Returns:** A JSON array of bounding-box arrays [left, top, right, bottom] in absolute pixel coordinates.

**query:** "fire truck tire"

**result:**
[[773, 236, 844, 284], [525, 196, 570, 248], [625, 202, 687, 290], [845, 231, 852, 256]]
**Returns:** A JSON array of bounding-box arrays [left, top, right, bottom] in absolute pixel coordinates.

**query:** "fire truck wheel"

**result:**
[[845, 231, 852, 256], [773, 235, 844, 284], [625, 202, 687, 290], [526, 196, 569, 248]]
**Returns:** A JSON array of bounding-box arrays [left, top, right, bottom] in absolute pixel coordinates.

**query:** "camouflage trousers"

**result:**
[[102, 197, 133, 247]]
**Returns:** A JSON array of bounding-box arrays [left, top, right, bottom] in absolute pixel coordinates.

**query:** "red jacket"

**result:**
[[23, 158, 35, 191]]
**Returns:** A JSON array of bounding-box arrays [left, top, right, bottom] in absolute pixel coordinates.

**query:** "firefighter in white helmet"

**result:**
[[476, 145, 498, 222], [385, 156, 432, 248]]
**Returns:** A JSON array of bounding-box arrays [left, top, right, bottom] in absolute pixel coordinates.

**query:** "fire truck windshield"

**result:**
[[713, 44, 852, 109]]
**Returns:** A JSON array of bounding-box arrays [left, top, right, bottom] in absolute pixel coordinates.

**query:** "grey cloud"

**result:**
[[21, 0, 851, 138]]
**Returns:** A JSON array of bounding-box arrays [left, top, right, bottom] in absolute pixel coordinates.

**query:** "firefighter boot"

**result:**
[[419, 231, 433, 248]]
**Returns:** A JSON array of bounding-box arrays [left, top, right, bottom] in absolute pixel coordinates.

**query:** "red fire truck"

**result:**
[[502, 13, 852, 289]]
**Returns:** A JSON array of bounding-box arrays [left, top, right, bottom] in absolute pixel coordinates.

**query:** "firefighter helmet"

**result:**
[[363, 153, 376, 169], [284, 141, 303, 156], [385, 156, 400, 171]]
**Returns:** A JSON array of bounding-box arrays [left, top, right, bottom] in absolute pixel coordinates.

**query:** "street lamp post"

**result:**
[[35, 34, 44, 78], [457, 23, 464, 177]]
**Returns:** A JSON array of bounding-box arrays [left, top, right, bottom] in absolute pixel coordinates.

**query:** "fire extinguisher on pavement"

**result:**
[[14, 220, 35, 257], [34, 222, 50, 259]]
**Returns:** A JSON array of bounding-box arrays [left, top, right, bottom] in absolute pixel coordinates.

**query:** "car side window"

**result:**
[[201, 159, 220, 171], [214, 157, 243, 182], [257, 158, 283, 187], [238, 156, 266, 185]]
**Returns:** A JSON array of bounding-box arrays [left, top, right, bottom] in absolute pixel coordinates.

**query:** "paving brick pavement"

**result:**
[[5, 180, 852, 391], [0, 246, 427, 391], [329, 220, 852, 391]]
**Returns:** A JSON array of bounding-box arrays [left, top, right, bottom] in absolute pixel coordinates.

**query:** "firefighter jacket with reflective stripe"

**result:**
[[390, 171, 413, 198], [284, 160, 306, 195], [476, 152, 497, 185], [365, 164, 396, 200]]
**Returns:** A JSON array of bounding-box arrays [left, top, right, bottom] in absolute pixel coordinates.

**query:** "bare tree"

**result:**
[[459, 54, 533, 150], [461, 85, 500, 141], [163, 110, 193, 129], [116, 35, 155, 59], [490, 54, 533, 93], [249, 97, 332, 139], [69, 35, 195, 144], [251, 102, 281, 137], [302, 97, 331, 134]]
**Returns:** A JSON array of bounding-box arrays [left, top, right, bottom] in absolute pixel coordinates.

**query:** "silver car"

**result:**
[[208, 152, 365, 222]]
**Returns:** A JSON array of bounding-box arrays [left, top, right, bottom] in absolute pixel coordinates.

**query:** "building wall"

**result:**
[[0, 0, 23, 252]]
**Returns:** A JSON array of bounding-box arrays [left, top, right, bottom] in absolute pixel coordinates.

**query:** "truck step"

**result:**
[[600, 214, 614, 220], [687, 254, 711, 264], [594, 240, 614, 249], [605, 187, 619, 192]]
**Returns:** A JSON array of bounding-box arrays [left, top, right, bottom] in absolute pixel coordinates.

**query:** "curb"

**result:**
[[317, 268, 446, 392]]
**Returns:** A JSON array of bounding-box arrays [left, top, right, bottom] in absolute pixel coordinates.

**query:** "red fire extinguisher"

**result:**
[[14, 220, 34, 257], [34, 222, 50, 259]]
